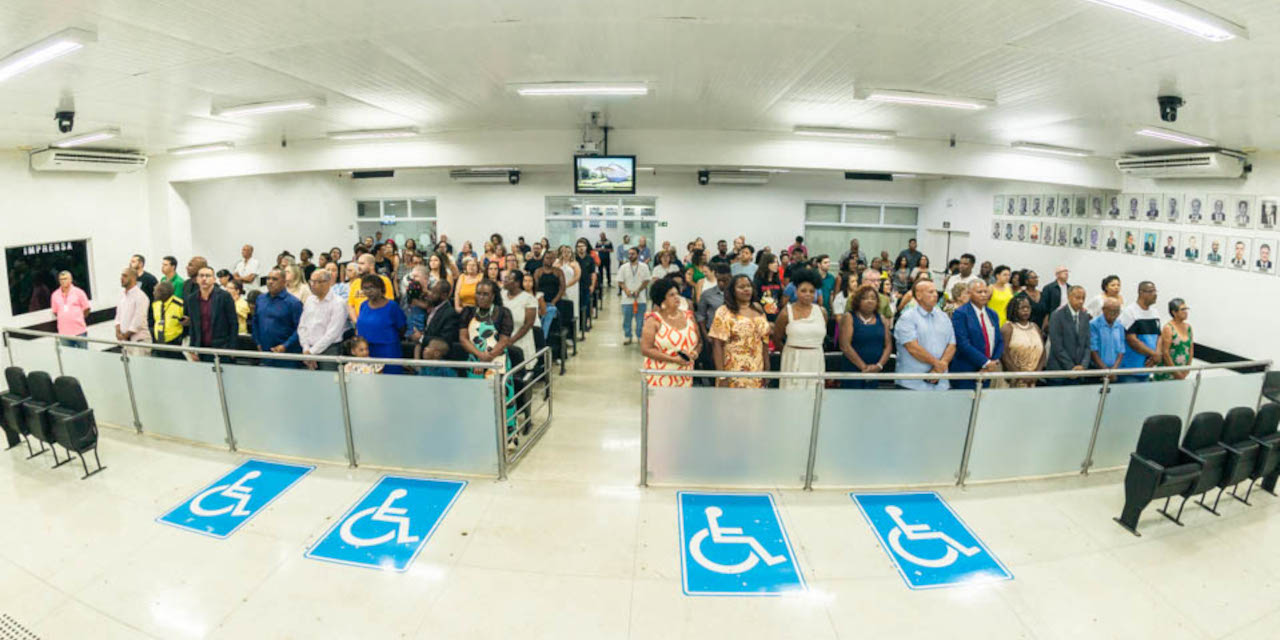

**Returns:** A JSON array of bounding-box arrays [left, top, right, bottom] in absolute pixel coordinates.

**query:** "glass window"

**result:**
[[884, 206, 919, 226], [805, 203, 840, 223], [357, 200, 381, 218], [411, 199, 436, 218], [846, 205, 881, 225], [383, 200, 409, 218]]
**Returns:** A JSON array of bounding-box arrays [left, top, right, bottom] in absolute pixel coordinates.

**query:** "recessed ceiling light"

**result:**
[[860, 89, 994, 110], [793, 126, 897, 140], [1134, 126, 1214, 147], [1011, 141, 1094, 157], [1082, 0, 1247, 41], [212, 97, 324, 117], [328, 127, 419, 140], [892, 173, 920, 179], [51, 127, 119, 148], [0, 27, 95, 84], [167, 141, 235, 155], [512, 82, 649, 96]]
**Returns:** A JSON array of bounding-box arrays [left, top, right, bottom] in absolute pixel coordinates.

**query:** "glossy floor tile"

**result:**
[[0, 302, 1275, 639]]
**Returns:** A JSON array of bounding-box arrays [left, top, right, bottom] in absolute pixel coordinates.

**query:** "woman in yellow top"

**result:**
[[227, 280, 250, 334], [454, 256, 482, 311], [988, 264, 1014, 325]]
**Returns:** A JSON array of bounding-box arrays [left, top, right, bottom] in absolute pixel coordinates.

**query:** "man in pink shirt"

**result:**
[[51, 271, 91, 349]]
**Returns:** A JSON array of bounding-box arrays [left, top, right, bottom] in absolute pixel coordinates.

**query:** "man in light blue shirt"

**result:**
[[1090, 297, 1126, 380], [893, 280, 956, 391], [730, 246, 757, 279]]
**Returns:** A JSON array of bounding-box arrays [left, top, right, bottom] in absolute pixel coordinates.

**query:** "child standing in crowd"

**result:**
[[343, 337, 383, 375]]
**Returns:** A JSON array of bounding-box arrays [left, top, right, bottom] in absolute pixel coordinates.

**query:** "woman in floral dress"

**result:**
[[709, 275, 771, 389]]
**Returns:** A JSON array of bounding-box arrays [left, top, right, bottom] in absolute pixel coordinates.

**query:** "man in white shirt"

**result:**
[[233, 244, 261, 292], [619, 247, 651, 345], [1041, 265, 1072, 329], [114, 267, 151, 356], [943, 253, 980, 300], [299, 269, 348, 370]]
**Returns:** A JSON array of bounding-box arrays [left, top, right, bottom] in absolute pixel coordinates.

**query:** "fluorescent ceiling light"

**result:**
[[636, 166, 655, 172], [512, 82, 649, 96], [1134, 126, 1214, 147], [793, 126, 897, 140], [893, 173, 919, 179], [328, 127, 419, 140], [1082, 0, 1247, 41], [861, 89, 994, 110], [167, 141, 234, 156], [212, 97, 324, 117], [0, 27, 95, 84], [51, 127, 119, 148], [1011, 141, 1094, 157]]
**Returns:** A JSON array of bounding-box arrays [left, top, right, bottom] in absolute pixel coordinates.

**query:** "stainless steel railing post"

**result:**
[[1185, 370, 1203, 425], [1258, 364, 1272, 411], [544, 348, 554, 421], [53, 338, 64, 376], [802, 383, 824, 490], [493, 373, 509, 481], [640, 376, 650, 487], [1081, 377, 1112, 474], [956, 377, 984, 487], [213, 354, 236, 451], [337, 364, 357, 468], [120, 351, 142, 433], [2, 330, 12, 365]]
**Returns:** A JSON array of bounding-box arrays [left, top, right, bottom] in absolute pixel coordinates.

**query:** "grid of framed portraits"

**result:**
[[992, 192, 1279, 276]]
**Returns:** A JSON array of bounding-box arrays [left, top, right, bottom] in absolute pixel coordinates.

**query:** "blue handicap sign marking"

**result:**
[[158, 459, 314, 539], [677, 492, 805, 596], [851, 491, 1012, 590], [305, 476, 465, 572]]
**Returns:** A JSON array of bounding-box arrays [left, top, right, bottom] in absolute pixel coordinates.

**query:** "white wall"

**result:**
[[920, 170, 1274, 362], [176, 168, 923, 271], [0, 151, 150, 327]]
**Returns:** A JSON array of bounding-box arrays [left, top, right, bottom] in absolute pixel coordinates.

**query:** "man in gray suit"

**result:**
[[1046, 285, 1091, 385]]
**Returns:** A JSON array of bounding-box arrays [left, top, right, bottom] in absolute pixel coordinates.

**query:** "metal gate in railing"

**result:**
[[638, 361, 1273, 490]]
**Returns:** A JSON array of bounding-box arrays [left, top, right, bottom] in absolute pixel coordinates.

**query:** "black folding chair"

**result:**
[[1249, 403, 1280, 496], [1114, 415, 1202, 536], [0, 366, 28, 450], [48, 376, 105, 479], [1158, 412, 1226, 523], [22, 371, 65, 467], [1213, 407, 1261, 509]]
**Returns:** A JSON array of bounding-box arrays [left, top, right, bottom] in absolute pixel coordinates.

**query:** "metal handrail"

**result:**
[[3, 326, 499, 370], [638, 359, 1272, 381]]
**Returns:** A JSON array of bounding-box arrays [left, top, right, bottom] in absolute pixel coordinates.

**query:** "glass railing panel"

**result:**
[[220, 363, 348, 464], [966, 385, 1100, 481], [1191, 372, 1266, 417], [1093, 379, 1194, 469], [8, 337, 59, 375], [59, 347, 133, 428], [646, 386, 814, 487], [128, 355, 227, 447]]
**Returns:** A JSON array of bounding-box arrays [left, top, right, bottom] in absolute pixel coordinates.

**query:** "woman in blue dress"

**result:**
[[356, 276, 407, 373], [837, 285, 891, 389]]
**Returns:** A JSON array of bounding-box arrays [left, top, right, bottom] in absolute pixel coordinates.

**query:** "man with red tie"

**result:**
[[950, 280, 1004, 390]]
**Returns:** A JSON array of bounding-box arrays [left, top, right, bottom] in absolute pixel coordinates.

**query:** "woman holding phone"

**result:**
[[640, 277, 700, 387]]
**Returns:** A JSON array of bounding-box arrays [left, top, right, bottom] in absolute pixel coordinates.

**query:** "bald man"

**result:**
[[893, 280, 956, 391], [1090, 298, 1126, 382]]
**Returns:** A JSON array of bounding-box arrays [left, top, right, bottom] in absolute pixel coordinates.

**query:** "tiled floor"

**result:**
[[1, 301, 1276, 639]]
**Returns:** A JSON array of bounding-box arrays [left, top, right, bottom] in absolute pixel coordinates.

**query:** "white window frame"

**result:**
[[803, 200, 921, 231]]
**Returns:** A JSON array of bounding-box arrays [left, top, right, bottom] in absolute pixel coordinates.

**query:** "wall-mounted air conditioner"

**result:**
[[30, 148, 148, 173], [1115, 150, 1246, 179], [449, 168, 520, 184]]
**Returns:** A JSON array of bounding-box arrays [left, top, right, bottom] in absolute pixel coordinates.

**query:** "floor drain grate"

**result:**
[[0, 614, 40, 640]]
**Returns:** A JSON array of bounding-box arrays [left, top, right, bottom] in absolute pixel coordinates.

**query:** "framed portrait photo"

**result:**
[[1123, 194, 1142, 221], [1181, 231, 1204, 264], [1162, 193, 1183, 224], [1142, 194, 1162, 222], [1184, 193, 1206, 225], [1254, 236, 1276, 275], [1105, 193, 1122, 220], [1207, 194, 1230, 226], [1158, 231, 1181, 261], [1102, 226, 1121, 252], [994, 195, 1006, 217], [1227, 236, 1252, 270], [1122, 227, 1140, 255], [1140, 228, 1159, 257], [1057, 194, 1071, 219], [1029, 222, 1041, 243], [1232, 196, 1255, 229], [1204, 234, 1227, 267], [1258, 197, 1278, 231], [1086, 225, 1102, 251], [1041, 222, 1056, 246]]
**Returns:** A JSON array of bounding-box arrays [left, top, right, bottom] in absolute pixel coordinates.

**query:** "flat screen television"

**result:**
[[5, 239, 92, 316], [575, 155, 636, 194]]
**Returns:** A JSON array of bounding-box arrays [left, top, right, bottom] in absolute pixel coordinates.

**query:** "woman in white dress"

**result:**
[[772, 268, 827, 391]]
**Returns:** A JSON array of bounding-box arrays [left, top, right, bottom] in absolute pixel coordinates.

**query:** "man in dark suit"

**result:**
[[414, 279, 462, 362], [1046, 286, 1091, 385], [950, 280, 1003, 390], [1040, 266, 1071, 330], [184, 266, 238, 361]]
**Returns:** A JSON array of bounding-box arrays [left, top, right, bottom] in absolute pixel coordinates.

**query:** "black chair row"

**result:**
[[0, 367, 105, 479], [1115, 403, 1280, 535]]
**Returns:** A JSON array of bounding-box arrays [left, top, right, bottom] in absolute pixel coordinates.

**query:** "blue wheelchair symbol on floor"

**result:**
[[852, 492, 1012, 590], [678, 492, 805, 596], [158, 459, 313, 539], [306, 476, 465, 572]]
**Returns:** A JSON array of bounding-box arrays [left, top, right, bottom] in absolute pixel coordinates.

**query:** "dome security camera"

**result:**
[[1158, 95, 1185, 123]]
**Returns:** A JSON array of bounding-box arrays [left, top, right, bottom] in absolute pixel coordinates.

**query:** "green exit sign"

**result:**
[[658, 221, 668, 227]]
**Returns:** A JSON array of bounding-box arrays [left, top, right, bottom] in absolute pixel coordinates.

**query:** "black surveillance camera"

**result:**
[[55, 110, 74, 133], [697, 170, 709, 186], [508, 170, 520, 185], [1158, 95, 1184, 123]]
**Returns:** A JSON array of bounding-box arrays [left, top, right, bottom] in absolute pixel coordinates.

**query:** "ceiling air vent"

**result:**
[[29, 148, 147, 173], [1115, 151, 1246, 179]]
